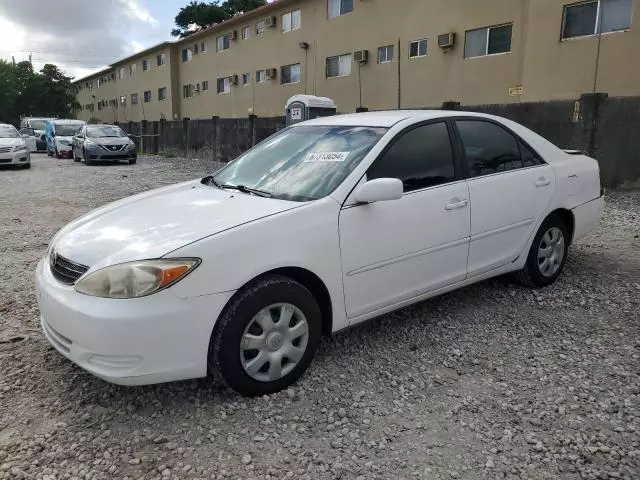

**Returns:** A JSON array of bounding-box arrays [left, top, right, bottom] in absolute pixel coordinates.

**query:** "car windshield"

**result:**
[[29, 120, 47, 130], [55, 124, 83, 136], [86, 126, 126, 138], [212, 125, 388, 202], [0, 126, 19, 138]]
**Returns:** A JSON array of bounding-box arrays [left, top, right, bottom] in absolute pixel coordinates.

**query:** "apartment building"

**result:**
[[75, 0, 639, 122]]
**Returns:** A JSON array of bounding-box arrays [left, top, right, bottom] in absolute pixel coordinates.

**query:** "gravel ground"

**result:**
[[0, 154, 639, 480]]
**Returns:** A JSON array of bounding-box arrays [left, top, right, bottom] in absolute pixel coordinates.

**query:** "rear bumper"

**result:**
[[0, 151, 31, 164], [572, 194, 604, 242]]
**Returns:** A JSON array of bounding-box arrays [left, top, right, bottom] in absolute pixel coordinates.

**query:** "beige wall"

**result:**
[[74, 0, 639, 120]]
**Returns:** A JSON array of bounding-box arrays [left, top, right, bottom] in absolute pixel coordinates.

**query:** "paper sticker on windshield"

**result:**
[[304, 152, 350, 163]]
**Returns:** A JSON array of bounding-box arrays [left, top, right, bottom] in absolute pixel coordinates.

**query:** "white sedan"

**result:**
[[35, 111, 603, 396]]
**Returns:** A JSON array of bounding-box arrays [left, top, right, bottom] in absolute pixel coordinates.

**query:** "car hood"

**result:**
[[55, 136, 73, 143], [0, 138, 23, 148], [52, 180, 302, 268], [89, 137, 132, 146]]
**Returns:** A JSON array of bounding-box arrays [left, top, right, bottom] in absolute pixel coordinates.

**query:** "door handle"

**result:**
[[536, 177, 551, 187], [445, 198, 469, 211]]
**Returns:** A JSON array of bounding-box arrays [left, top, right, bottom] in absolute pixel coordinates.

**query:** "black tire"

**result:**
[[515, 213, 570, 288], [209, 275, 322, 397], [82, 148, 93, 166], [129, 158, 136, 165], [22, 163, 31, 169]]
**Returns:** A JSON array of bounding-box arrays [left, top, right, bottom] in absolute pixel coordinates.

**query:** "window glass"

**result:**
[[328, 0, 353, 18], [563, 2, 598, 37], [488, 24, 512, 54], [158, 87, 167, 101], [242, 26, 250, 39], [282, 64, 301, 84], [213, 126, 387, 202], [520, 141, 544, 167], [292, 9, 302, 29], [409, 39, 427, 58], [242, 73, 251, 85], [256, 70, 266, 82], [217, 77, 230, 93], [131, 93, 139, 105], [282, 12, 292, 32], [600, 0, 634, 33], [157, 54, 166, 66], [143, 90, 151, 102], [202, 80, 209, 91], [456, 120, 523, 177], [256, 20, 266, 35], [368, 122, 456, 192], [327, 54, 351, 77], [465, 28, 488, 57], [378, 45, 394, 63], [217, 35, 230, 51]]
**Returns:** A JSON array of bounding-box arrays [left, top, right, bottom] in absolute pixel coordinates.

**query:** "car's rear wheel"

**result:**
[[515, 213, 569, 288], [209, 275, 322, 397]]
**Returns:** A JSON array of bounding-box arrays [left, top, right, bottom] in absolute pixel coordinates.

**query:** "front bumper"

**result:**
[[35, 258, 234, 385], [0, 150, 31, 165], [87, 147, 137, 161]]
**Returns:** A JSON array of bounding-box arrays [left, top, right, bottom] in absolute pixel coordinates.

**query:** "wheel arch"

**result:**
[[215, 266, 334, 339], [548, 207, 575, 243]]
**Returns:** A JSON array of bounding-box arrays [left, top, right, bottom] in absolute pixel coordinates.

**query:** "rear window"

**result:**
[[55, 124, 83, 136]]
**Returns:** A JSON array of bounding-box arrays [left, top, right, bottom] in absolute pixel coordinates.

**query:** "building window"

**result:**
[[142, 59, 149, 71], [409, 39, 428, 58], [217, 77, 231, 93], [158, 87, 167, 101], [377, 45, 394, 63], [194, 43, 199, 54], [282, 9, 302, 32], [562, 0, 633, 39], [256, 20, 266, 35], [242, 73, 251, 85], [326, 54, 352, 77], [118, 67, 125, 79], [130, 63, 137, 75], [202, 80, 209, 91], [242, 26, 251, 39], [143, 90, 151, 103], [217, 35, 230, 51], [131, 93, 139, 105], [119, 95, 126, 106], [157, 53, 166, 66], [201, 42, 207, 52], [464, 24, 513, 58], [328, 0, 353, 18], [281, 63, 301, 84], [256, 70, 267, 83], [182, 48, 193, 62]]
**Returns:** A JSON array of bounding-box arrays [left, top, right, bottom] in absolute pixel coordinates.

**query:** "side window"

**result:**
[[368, 122, 456, 192], [456, 120, 522, 178], [520, 141, 544, 167]]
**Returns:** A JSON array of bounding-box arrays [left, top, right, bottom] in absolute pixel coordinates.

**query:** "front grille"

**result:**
[[99, 144, 126, 152], [0, 146, 12, 153], [50, 252, 89, 285]]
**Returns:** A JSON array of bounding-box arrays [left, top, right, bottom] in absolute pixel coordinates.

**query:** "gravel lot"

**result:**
[[0, 154, 639, 480]]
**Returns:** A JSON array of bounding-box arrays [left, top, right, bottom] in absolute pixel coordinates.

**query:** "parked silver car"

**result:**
[[72, 124, 137, 165]]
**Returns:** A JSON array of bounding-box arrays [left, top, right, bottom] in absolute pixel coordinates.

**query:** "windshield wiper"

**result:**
[[201, 176, 272, 198], [220, 184, 272, 198]]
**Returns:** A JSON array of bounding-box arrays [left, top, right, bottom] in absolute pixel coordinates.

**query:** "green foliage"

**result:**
[[0, 60, 80, 126], [172, 0, 267, 38]]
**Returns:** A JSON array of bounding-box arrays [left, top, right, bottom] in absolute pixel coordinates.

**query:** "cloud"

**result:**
[[0, 0, 164, 79]]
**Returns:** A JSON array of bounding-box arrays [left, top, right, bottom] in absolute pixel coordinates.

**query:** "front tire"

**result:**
[[515, 214, 570, 288], [209, 275, 322, 397]]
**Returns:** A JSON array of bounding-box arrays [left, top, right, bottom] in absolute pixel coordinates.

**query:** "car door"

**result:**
[[453, 119, 555, 278], [339, 120, 470, 320], [19, 128, 37, 152]]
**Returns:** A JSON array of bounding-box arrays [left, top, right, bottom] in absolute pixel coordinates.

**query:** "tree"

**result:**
[[0, 60, 18, 124], [172, 0, 267, 38], [0, 60, 79, 124]]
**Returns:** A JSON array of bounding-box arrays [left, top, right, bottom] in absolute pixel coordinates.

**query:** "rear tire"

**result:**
[[209, 275, 322, 397], [515, 213, 570, 288]]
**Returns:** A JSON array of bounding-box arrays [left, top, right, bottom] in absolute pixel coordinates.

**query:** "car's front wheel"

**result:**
[[209, 275, 322, 397], [516, 213, 570, 288]]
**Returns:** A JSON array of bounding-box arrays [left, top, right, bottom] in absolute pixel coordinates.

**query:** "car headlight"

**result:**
[[13, 144, 28, 152], [74, 258, 200, 299], [126, 142, 136, 151], [85, 140, 98, 150]]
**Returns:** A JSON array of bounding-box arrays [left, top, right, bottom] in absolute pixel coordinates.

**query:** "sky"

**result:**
[[0, 0, 190, 80]]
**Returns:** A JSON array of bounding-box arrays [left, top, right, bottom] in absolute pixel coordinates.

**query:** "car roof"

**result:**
[[298, 110, 506, 128], [86, 124, 120, 128], [51, 120, 85, 126]]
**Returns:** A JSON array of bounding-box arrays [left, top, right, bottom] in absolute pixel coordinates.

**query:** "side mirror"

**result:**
[[353, 178, 404, 204], [127, 133, 134, 138]]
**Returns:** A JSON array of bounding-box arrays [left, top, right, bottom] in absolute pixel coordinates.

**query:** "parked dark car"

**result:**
[[72, 124, 137, 165]]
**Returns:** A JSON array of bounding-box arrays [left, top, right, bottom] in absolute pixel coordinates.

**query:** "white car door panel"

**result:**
[[338, 121, 470, 319], [455, 119, 556, 278]]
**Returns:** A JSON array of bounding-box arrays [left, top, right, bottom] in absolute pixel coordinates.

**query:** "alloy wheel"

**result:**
[[537, 227, 565, 278]]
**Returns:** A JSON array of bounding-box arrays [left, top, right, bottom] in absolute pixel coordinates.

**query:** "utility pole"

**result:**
[[592, 1, 605, 93]]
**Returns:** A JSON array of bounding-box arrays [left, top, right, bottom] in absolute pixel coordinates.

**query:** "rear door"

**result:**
[[453, 118, 555, 278]]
